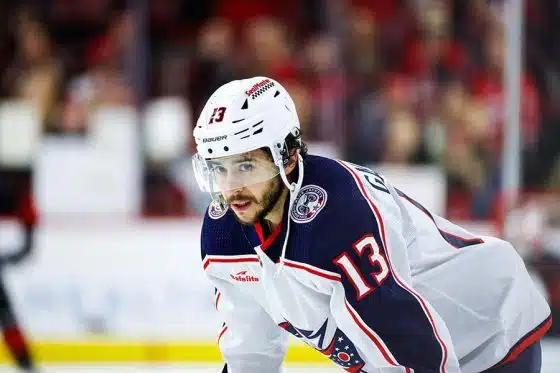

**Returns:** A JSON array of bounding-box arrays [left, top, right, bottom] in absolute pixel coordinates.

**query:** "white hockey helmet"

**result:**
[[192, 77, 302, 201]]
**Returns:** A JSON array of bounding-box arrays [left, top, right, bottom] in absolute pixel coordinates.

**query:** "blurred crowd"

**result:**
[[0, 0, 559, 221]]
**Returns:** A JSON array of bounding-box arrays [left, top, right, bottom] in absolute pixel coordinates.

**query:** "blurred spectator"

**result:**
[[301, 35, 340, 143], [3, 9, 61, 131], [345, 6, 378, 81], [302, 34, 346, 148], [0, 0, 557, 223], [384, 108, 421, 164], [438, 82, 489, 219], [240, 16, 296, 79], [143, 170, 189, 217], [345, 86, 387, 164], [197, 18, 234, 65], [465, 20, 541, 218], [349, 0, 413, 60], [156, 47, 190, 98], [471, 21, 540, 153], [213, 0, 300, 32], [342, 5, 384, 164], [402, 0, 469, 124], [60, 11, 134, 134], [282, 80, 314, 139], [190, 17, 237, 112]]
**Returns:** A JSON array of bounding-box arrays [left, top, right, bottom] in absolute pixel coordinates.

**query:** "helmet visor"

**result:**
[[192, 151, 280, 194]]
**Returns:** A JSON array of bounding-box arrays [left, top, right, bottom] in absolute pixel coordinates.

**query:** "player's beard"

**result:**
[[226, 175, 284, 226]]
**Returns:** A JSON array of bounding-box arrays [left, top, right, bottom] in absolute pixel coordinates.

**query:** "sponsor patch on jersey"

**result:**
[[208, 200, 228, 220], [291, 185, 327, 223], [230, 270, 259, 283]]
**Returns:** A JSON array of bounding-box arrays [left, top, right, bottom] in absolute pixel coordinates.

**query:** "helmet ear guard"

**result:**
[[279, 127, 303, 166], [279, 142, 290, 166]]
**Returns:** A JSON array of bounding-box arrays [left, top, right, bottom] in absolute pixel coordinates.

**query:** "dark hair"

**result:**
[[285, 131, 308, 158]]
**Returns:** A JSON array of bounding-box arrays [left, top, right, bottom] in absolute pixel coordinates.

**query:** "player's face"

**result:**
[[216, 150, 284, 225], [224, 175, 283, 225]]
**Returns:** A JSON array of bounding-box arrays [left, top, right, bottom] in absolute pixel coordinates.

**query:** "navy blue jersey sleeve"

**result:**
[[302, 157, 456, 372]]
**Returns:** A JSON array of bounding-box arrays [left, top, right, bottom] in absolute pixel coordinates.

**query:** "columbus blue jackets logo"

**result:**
[[208, 200, 228, 220], [291, 185, 327, 223]]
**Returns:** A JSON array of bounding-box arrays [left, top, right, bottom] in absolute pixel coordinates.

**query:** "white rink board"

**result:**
[[0, 218, 219, 339], [0, 216, 542, 349]]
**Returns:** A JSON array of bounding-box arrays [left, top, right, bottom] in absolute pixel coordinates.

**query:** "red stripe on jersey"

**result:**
[[254, 223, 265, 243], [338, 160, 449, 373], [282, 259, 342, 282], [203, 256, 260, 270], [217, 326, 228, 343], [253, 221, 283, 251], [438, 228, 484, 248], [215, 292, 222, 310], [494, 315, 552, 367]]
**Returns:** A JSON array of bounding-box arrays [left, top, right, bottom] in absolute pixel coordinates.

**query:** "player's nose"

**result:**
[[222, 179, 243, 194], [217, 171, 239, 192]]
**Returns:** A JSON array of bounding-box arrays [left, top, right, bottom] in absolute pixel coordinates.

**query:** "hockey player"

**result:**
[[192, 77, 551, 373], [0, 169, 39, 372]]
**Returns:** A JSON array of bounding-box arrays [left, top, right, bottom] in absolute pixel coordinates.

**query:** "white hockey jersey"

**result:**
[[200, 155, 551, 373]]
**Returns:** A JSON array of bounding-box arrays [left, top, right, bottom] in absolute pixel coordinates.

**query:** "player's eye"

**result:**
[[238, 162, 255, 172], [212, 165, 227, 174]]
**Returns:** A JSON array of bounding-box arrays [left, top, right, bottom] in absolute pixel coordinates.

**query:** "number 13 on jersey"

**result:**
[[333, 234, 390, 300]]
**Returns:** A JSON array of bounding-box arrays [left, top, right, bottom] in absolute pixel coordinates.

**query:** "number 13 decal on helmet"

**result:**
[[209, 107, 227, 124]]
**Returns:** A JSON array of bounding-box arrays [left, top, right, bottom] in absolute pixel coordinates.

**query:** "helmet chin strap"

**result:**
[[275, 154, 304, 275]]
